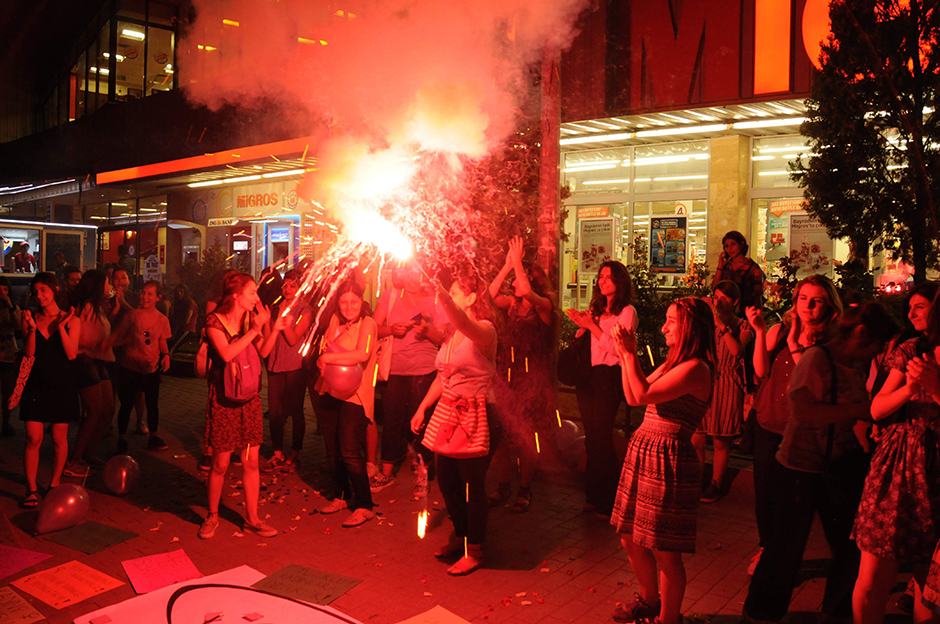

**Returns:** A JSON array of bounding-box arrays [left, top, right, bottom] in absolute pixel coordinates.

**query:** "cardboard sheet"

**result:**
[[0, 586, 45, 623], [251, 564, 361, 605], [11, 561, 122, 610], [396, 605, 472, 624], [42, 521, 137, 555]]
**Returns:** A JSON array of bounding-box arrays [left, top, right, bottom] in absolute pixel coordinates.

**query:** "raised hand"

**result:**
[[612, 323, 637, 356], [253, 305, 271, 331], [22, 310, 36, 334], [745, 306, 765, 332], [507, 235, 525, 265]]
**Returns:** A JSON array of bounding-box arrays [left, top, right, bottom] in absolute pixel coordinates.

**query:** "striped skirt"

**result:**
[[611, 415, 702, 553]]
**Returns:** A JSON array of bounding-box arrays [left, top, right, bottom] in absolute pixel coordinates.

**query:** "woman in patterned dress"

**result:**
[[692, 280, 752, 503], [609, 298, 715, 624], [853, 283, 940, 624], [198, 272, 279, 540]]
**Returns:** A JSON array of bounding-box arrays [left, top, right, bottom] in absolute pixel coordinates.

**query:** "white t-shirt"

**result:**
[[590, 304, 639, 367]]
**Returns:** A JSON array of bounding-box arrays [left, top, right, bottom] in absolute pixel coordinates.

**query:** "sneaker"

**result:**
[[320, 498, 348, 514], [748, 547, 763, 576], [197, 455, 212, 472], [414, 472, 430, 499], [136, 421, 149, 435], [282, 457, 298, 473], [369, 472, 394, 493], [63, 460, 91, 478], [198, 513, 219, 539], [147, 435, 169, 451], [367, 462, 379, 479], [117, 438, 129, 455], [1, 423, 14, 437], [83, 454, 106, 469], [700, 480, 725, 503], [342, 508, 376, 527], [612, 593, 660, 623], [244, 520, 278, 538], [260, 456, 283, 473]]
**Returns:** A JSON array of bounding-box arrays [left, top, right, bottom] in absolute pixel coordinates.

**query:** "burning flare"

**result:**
[[417, 510, 429, 539]]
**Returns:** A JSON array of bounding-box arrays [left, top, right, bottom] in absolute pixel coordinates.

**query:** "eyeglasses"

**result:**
[[144, 331, 151, 346]]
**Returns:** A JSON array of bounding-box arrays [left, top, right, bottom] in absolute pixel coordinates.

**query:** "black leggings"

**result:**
[[576, 364, 624, 514], [117, 368, 160, 434], [319, 393, 373, 511], [267, 368, 309, 453], [437, 452, 493, 544], [382, 372, 436, 466]]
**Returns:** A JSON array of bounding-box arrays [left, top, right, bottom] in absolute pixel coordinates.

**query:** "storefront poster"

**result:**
[[649, 216, 688, 274], [787, 212, 832, 277], [578, 218, 615, 275], [576, 206, 609, 219]]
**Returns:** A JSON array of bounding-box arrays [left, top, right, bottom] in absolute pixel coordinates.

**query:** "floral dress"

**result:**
[[852, 339, 940, 563], [204, 314, 263, 453]]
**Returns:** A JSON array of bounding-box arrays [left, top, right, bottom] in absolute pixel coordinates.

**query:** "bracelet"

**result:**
[[717, 327, 730, 338], [789, 344, 805, 355]]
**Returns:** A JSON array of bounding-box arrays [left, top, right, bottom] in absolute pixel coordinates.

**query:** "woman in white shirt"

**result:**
[[566, 261, 639, 517]]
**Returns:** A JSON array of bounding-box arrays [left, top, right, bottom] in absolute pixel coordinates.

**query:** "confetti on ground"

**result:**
[[170, 537, 179, 543], [515, 592, 526, 597], [233, 532, 244, 538], [150, 522, 163, 532], [423, 592, 432, 597], [243, 614, 263, 622], [521, 601, 532, 606], [541, 568, 550, 573]]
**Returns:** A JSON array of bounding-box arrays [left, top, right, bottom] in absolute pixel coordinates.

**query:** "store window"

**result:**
[[752, 136, 810, 189], [0, 228, 41, 274], [117, 21, 146, 100], [564, 148, 632, 193], [72, 50, 87, 120], [45, 231, 83, 273], [633, 142, 709, 194], [147, 27, 175, 94]]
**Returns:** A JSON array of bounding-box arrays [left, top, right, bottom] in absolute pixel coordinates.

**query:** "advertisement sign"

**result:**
[[142, 254, 161, 283], [576, 206, 610, 219], [208, 217, 238, 227], [787, 212, 832, 277], [578, 218, 615, 275], [649, 216, 688, 274]]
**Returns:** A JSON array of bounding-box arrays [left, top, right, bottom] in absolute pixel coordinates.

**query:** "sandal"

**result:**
[[434, 533, 464, 559], [487, 482, 511, 507], [447, 544, 483, 576], [20, 491, 40, 509], [510, 486, 531, 513]]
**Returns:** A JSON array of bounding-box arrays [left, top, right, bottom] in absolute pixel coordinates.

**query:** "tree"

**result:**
[[792, 0, 940, 282]]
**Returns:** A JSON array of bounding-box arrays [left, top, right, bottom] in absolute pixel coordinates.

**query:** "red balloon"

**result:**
[[323, 342, 362, 400], [103, 454, 141, 496], [36, 484, 90, 535]]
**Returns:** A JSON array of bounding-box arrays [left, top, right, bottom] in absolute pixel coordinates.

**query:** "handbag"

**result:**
[[421, 334, 490, 458], [8, 353, 35, 410], [375, 290, 397, 382], [557, 329, 592, 387]]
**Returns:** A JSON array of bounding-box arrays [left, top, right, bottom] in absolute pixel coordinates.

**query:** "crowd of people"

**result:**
[[5, 229, 940, 623]]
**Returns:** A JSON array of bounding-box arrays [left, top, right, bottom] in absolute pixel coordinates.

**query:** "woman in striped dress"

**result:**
[[610, 298, 715, 624], [692, 281, 752, 503]]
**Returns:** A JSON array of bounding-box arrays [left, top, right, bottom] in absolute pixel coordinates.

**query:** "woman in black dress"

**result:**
[[19, 273, 81, 508]]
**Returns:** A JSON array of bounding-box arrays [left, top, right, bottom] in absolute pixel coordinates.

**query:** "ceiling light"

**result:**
[[757, 145, 811, 154], [635, 124, 727, 138], [261, 168, 306, 179], [121, 29, 146, 41], [188, 180, 223, 188], [732, 117, 806, 129], [560, 132, 634, 146], [652, 174, 708, 181], [757, 170, 791, 176], [752, 155, 775, 161], [223, 175, 262, 184], [582, 178, 631, 185]]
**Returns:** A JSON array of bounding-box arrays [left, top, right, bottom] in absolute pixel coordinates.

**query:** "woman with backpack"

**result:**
[[198, 271, 279, 540], [744, 302, 898, 622], [315, 278, 379, 528]]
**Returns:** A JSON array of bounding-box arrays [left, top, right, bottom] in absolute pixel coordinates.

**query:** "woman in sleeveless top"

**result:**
[[487, 236, 555, 512], [744, 274, 842, 572], [64, 269, 116, 477], [18, 273, 80, 508], [315, 278, 379, 528], [854, 283, 940, 624], [565, 260, 638, 517], [199, 272, 278, 540], [411, 272, 497, 576], [609, 298, 714, 624], [744, 304, 898, 622]]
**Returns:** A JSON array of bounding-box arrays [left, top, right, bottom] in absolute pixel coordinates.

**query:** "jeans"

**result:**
[[753, 420, 784, 549], [576, 364, 624, 514], [382, 372, 437, 467], [117, 368, 160, 434], [744, 450, 868, 620], [437, 452, 493, 544], [267, 368, 309, 452], [319, 393, 373, 511]]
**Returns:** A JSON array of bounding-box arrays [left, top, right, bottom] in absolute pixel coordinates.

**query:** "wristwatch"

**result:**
[[790, 343, 805, 355]]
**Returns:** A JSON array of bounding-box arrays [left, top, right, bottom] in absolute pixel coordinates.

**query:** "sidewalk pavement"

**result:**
[[0, 375, 892, 623]]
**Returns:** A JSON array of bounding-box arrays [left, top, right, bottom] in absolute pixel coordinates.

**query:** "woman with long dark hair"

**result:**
[[565, 260, 638, 517], [609, 298, 715, 624], [744, 274, 842, 575], [745, 303, 898, 622], [199, 271, 278, 540], [64, 269, 116, 477], [18, 273, 80, 508], [412, 271, 498, 576], [712, 230, 765, 310], [487, 235, 555, 512], [315, 278, 379, 528], [854, 283, 940, 624]]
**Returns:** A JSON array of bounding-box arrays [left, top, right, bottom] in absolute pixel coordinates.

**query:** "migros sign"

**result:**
[[236, 192, 279, 208]]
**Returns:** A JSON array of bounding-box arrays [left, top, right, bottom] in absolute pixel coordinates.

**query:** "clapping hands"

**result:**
[[907, 354, 940, 396], [612, 323, 637, 357]]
